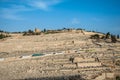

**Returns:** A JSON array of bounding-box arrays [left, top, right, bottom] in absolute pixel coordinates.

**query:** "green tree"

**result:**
[[28, 29, 33, 33], [116, 76, 120, 80], [0, 30, 4, 32], [111, 35, 117, 43], [105, 32, 110, 39], [76, 28, 82, 30], [90, 34, 100, 39], [43, 28, 47, 32], [0, 34, 5, 39], [23, 32, 27, 36], [117, 34, 119, 39], [0, 34, 10, 39]]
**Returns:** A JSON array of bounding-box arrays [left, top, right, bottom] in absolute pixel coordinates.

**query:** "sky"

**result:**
[[0, 0, 120, 34]]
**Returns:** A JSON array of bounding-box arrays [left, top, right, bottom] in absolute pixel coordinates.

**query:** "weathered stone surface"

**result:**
[[74, 57, 95, 62], [63, 63, 76, 68], [0, 31, 120, 80], [77, 62, 101, 67]]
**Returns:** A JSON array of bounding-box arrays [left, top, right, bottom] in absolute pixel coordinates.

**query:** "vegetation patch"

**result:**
[[116, 60, 120, 66], [90, 34, 100, 39], [0, 33, 11, 39], [116, 76, 120, 80]]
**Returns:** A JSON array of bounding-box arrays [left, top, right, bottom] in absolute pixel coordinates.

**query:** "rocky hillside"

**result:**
[[0, 31, 120, 80]]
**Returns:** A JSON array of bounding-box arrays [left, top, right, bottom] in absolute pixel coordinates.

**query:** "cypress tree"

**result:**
[[117, 34, 119, 39], [111, 35, 117, 43], [106, 32, 110, 39]]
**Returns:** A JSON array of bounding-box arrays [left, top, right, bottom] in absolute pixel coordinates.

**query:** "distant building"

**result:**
[[34, 28, 41, 33]]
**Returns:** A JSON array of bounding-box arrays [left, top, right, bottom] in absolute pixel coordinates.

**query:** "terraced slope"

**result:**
[[0, 31, 120, 80]]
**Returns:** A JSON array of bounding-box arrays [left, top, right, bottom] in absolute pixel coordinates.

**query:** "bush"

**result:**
[[90, 34, 100, 39], [23, 30, 41, 36], [116, 60, 120, 66], [105, 32, 110, 39], [116, 76, 120, 80], [23, 32, 27, 36], [28, 29, 34, 33], [0, 34, 10, 39], [111, 35, 117, 43], [117, 35, 119, 39], [0, 34, 5, 39], [69, 57, 74, 63], [101, 35, 105, 39]]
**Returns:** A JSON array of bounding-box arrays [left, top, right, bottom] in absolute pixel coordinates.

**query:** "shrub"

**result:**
[[117, 35, 119, 39], [90, 34, 100, 39], [23, 29, 41, 36], [116, 76, 120, 80], [0, 34, 5, 39], [105, 32, 110, 39], [76, 28, 82, 30], [0, 30, 4, 32], [43, 28, 47, 32], [69, 57, 74, 63], [0, 34, 10, 39], [28, 29, 34, 33], [23, 32, 27, 36], [101, 35, 105, 39], [111, 35, 117, 43], [116, 60, 120, 66]]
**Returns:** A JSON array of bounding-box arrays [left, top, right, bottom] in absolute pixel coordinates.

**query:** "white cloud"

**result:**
[[92, 17, 102, 22], [0, 5, 31, 20], [0, 0, 62, 20], [72, 18, 80, 24], [28, 0, 62, 11], [2, 13, 24, 20], [32, 1, 48, 10]]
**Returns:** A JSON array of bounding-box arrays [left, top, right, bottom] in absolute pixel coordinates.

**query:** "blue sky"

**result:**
[[0, 0, 120, 34]]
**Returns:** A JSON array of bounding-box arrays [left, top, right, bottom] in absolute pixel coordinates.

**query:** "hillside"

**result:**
[[0, 31, 120, 80]]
